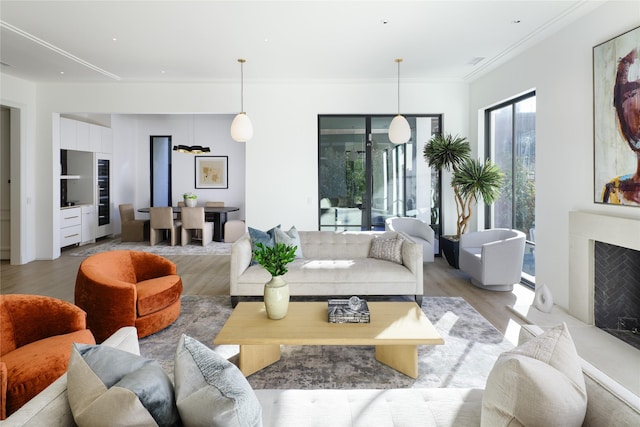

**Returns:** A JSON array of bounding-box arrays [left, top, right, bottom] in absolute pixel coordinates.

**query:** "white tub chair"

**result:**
[[459, 228, 526, 291], [385, 217, 435, 262]]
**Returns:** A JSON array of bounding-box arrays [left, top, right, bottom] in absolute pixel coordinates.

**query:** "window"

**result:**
[[318, 115, 442, 256], [486, 92, 536, 285]]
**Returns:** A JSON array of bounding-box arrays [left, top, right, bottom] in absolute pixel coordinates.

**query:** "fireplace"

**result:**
[[569, 212, 640, 335], [593, 241, 640, 350]]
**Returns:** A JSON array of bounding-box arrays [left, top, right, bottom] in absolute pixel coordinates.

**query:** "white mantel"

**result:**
[[569, 211, 640, 324]]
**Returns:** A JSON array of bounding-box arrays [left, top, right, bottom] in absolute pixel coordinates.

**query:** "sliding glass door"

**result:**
[[318, 115, 442, 253]]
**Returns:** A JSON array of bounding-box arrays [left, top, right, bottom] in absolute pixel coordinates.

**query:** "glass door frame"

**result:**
[[317, 114, 442, 238]]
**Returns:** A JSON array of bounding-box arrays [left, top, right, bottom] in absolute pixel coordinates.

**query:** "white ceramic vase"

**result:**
[[184, 198, 197, 207], [264, 275, 290, 320]]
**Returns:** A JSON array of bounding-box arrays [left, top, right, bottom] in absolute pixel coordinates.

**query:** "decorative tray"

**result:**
[[328, 297, 370, 323]]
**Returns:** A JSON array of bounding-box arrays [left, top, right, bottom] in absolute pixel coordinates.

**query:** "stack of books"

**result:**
[[328, 298, 370, 323]]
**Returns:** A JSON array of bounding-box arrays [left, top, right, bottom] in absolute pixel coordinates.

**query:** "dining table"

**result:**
[[138, 206, 239, 242]]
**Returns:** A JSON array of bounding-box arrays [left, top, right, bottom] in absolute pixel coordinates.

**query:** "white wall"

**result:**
[[0, 74, 37, 264], [31, 79, 467, 259], [469, 1, 640, 310]]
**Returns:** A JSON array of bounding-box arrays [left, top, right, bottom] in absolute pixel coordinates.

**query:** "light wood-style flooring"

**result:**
[[1, 240, 534, 339]]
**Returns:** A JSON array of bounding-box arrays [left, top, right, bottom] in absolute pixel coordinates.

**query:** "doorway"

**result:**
[[150, 136, 172, 207], [1, 107, 10, 260]]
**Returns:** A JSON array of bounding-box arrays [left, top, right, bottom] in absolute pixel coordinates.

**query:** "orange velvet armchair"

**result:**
[[0, 294, 95, 419], [75, 250, 183, 343]]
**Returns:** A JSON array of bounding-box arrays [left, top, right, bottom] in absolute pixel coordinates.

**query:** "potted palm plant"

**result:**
[[423, 133, 504, 268], [253, 242, 297, 319]]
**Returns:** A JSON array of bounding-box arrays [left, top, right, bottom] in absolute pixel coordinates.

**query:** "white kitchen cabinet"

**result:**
[[76, 121, 90, 152], [89, 124, 102, 152], [60, 207, 82, 247], [81, 205, 96, 244], [60, 117, 77, 150]]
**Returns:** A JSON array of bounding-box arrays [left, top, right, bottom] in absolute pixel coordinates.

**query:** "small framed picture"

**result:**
[[195, 156, 228, 189]]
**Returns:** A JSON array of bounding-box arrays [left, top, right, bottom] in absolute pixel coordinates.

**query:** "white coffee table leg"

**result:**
[[239, 344, 281, 376], [375, 345, 419, 378]]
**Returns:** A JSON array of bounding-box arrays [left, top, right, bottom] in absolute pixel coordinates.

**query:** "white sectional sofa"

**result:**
[[5, 325, 638, 426], [230, 230, 423, 307]]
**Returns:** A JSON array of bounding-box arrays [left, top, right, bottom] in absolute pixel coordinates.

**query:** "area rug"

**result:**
[[68, 238, 232, 257], [139, 295, 514, 390]]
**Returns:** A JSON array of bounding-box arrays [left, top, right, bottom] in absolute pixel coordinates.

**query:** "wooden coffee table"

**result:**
[[213, 301, 444, 378]]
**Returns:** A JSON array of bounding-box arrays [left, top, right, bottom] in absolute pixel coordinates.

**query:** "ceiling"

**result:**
[[0, 1, 604, 84]]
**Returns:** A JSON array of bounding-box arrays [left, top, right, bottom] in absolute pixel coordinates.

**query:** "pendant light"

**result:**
[[174, 115, 211, 154], [388, 58, 411, 145], [230, 58, 254, 142]]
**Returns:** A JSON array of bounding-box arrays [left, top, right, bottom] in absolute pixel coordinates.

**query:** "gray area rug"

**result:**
[[68, 238, 232, 256], [139, 295, 513, 389]]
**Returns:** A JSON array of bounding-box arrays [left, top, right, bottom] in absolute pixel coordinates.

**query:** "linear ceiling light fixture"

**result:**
[[388, 58, 411, 145], [173, 145, 210, 154], [0, 20, 121, 81], [173, 115, 211, 154], [230, 58, 253, 142]]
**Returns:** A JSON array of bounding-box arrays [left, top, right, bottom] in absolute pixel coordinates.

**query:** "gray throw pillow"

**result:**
[[369, 236, 403, 264], [67, 343, 180, 427], [481, 323, 587, 427], [174, 334, 263, 427], [274, 225, 303, 258]]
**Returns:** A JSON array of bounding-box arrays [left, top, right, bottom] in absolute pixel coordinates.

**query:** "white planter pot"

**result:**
[[184, 198, 197, 207], [264, 275, 290, 320]]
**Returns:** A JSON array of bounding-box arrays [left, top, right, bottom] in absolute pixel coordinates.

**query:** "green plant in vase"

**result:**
[[183, 192, 197, 207], [253, 242, 297, 319]]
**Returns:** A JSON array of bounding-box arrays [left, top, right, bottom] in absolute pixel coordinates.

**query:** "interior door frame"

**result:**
[[150, 135, 173, 207]]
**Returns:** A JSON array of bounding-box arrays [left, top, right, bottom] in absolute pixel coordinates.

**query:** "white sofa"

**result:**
[[230, 230, 423, 307], [385, 217, 435, 262], [5, 325, 638, 426], [459, 228, 526, 291]]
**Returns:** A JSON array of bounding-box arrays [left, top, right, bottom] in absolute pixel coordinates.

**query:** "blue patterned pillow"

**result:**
[[67, 343, 180, 427], [174, 335, 262, 427], [248, 225, 280, 265]]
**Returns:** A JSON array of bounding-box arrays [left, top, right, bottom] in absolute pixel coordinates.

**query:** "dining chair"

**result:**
[[180, 207, 213, 246], [204, 201, 224, 223], [205, 201, 224, 207], [118, 204, 149, 242], [150, 207, 182, 246]]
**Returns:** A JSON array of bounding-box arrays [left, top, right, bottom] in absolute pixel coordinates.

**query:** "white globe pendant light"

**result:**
[[231, 59, 253, 142], [388, 58, 410, 145]]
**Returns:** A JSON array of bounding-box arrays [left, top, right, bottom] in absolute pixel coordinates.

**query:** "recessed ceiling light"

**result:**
[[112, 37, 117, 41], [381, 19, 389, 25], [512, 19, 521, 24], [60, 71, 65, 75]]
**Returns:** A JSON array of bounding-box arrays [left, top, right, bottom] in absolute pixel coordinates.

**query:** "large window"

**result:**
[[486, 92, 536, 284], [318, 115, 442, 255]]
